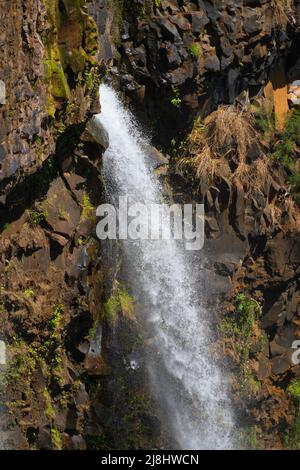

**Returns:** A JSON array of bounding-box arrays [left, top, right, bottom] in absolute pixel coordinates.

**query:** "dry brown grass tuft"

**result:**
[[271, 0, 294, 28], [179, 105, 269, 189], [201, 106, 256, 162]]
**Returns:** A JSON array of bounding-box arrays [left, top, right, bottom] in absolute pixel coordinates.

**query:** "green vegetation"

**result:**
[[284, 378, 300, 450], [288, 379, 300, 403], [188, 43, 200, 59], [219, 293, 260, 344], [255, 106, 275, 141], [284, 411, 300, 450], [256, 107, 300, 198], [102, 282, 135, 322], [239, 425, 263, 450], [0, 222, 10, 232], [42, 0, 101, 121], [2, 303, 66, 445], [24, 289, 34, 299], [29, 208, 48, 225], [273, 109, 300, 194], [80, 193, 95, 222], [103, 293, 120, 322], [170, 86, 181, 108], [49, 304, 64, 332], [51, 427, 62, 450], [121, 391, 159, 449], [119, 287, 135, 319], [44, 46, 70, 100], [44, 388, 55, 420], [79, 66, 103, 94], [219, 293, 262, 395], [88, 324, 97, 340]]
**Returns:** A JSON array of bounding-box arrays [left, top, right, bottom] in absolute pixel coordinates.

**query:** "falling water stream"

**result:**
[[97, 84, 235, 450]]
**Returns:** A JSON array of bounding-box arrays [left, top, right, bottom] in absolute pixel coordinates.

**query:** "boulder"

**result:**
[[85, 116, 109, 151], [257, 355, 271, 381], [84, 326, 112, 376], [40, 177, 81, 237], [270, 355, 291, 375]]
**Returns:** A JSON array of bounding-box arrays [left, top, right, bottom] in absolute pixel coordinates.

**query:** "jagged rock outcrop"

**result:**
[[109, 0, 299, 141]]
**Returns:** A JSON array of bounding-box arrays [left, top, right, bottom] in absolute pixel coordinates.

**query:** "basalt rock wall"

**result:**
[[0, 0, 110, 450], [109, 0, 299, 141]]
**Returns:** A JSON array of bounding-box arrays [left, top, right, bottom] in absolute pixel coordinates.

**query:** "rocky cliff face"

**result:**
[[0, 0, 164, 451], [0, 0, 109, 450], [113, 0, 299, 142], [1, 0, 300, 451]]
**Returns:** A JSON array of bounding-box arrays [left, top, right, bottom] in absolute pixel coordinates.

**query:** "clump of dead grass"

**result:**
[[271, 0, 294, 28], [179, 105, 268, 189]]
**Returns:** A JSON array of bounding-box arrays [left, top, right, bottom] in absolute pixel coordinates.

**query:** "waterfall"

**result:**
[[97, 84, 235, 450]]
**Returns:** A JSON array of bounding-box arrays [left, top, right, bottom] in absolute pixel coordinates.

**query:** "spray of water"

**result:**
[[97, 84, 235, 450]]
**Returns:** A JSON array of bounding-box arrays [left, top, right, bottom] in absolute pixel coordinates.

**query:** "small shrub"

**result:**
[[88, 324, 97, 340], [80, 66, 103, 94], [103, 294, 119, 321], [255, 106, 276, 144], [219, 293, 262, 397], [170, 86, 181, 108], [219, 294, 260, 345], [29, 208, 48, 225], [49, 304, 64, 331], [180, 105, 267, 187], [102, 283, 135, 322], [273, 109, 300, 196], [119, 287, 135, 319]]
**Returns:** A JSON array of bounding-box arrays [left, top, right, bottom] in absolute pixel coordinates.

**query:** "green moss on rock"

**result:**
[[102, 282, 135, 322], [44, 46, 70, 100], [42, 0, 100, 115]]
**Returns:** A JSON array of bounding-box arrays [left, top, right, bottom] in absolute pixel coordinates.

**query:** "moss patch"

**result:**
[[44, 46, 70, 100], [102, 282, 135, 322]]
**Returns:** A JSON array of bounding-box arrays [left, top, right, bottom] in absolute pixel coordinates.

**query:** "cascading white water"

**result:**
[[97, 84, 235, 450]]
